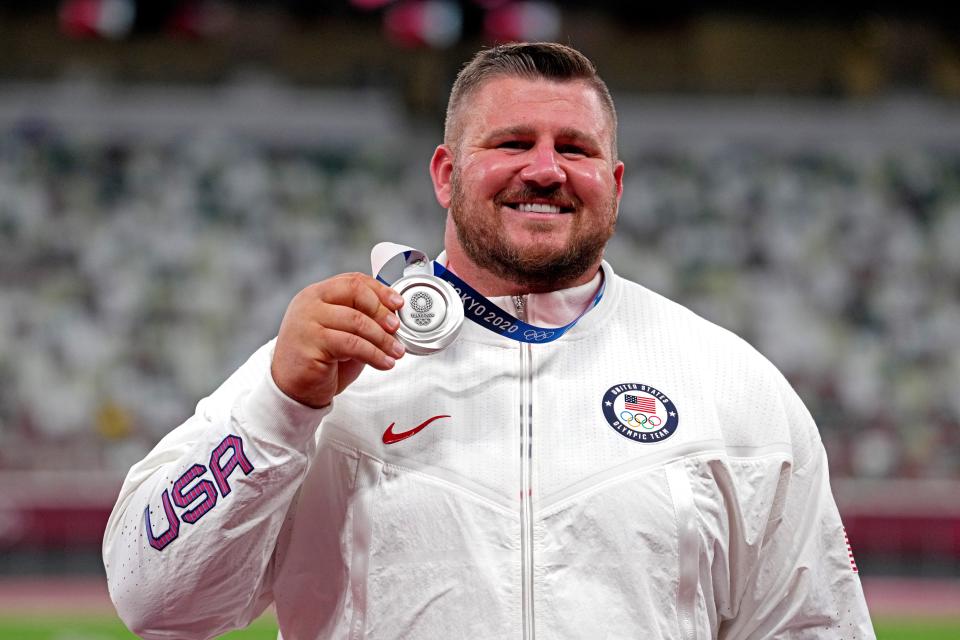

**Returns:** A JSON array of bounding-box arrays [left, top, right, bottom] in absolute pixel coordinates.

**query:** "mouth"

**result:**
[[502, 201, 575, 214]]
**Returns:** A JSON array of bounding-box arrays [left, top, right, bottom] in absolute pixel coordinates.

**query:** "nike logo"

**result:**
[[382, 415, 451, 445]]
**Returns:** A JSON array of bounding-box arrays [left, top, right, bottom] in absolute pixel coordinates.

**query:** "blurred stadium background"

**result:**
[[1, 0, 959, 638]]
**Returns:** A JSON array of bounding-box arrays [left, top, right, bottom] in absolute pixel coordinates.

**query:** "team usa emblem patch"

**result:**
[[601, 383, 679, 443]]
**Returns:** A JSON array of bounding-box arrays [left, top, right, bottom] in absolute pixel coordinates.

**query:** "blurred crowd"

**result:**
[[0, 117, 958, 479]]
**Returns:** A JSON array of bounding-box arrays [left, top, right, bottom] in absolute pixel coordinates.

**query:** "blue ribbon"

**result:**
[[430, 263, 604, 344], [372, 242, 604, 344]]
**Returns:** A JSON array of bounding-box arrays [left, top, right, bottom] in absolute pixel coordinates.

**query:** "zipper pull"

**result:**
[[512, 294, 526, 320]]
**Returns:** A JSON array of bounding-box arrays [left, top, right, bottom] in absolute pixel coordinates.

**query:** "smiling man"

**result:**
[[104, 43, 875, 639]]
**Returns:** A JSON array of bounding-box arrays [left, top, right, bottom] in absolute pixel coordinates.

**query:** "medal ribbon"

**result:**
[[371, 242, 604, 344]]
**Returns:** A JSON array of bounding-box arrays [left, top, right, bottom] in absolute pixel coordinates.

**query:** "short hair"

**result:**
[[444, 42, 618, 158]]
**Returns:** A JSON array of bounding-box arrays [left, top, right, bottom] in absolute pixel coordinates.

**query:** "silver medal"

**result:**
[[392, 273, 464, 355]]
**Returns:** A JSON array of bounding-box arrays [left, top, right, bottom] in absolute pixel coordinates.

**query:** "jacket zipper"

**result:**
[[514, 294, 535, 640]]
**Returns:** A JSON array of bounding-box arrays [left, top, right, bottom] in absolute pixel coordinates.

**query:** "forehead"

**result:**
[[459, 76, 613, 145]]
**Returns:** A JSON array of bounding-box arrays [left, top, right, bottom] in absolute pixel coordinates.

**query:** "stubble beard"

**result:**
[[449, 169, 618, 292]]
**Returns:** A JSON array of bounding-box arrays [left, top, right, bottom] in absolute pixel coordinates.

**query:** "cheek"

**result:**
[[460, 156, 519, 195], [566, 163, 618, 202]]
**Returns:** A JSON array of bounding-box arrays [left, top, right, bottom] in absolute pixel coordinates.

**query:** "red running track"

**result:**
[[0, 576, 957, 618]]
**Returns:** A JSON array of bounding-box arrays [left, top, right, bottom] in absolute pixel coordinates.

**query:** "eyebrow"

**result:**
[[481, 125, 603, 152]]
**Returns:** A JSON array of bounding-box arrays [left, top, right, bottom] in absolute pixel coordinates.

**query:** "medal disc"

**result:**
[[392, 273, 464, 355]]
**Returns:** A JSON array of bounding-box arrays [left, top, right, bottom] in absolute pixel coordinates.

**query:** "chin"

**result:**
[[509, 225, 572, 246], [509, 241, 569, 263]]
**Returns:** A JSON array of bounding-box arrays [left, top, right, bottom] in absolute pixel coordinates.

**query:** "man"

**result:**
[[103, 43, 875, 639]]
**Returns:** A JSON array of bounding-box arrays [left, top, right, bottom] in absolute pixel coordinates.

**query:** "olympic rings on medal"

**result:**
[[619, 410, 663, 430], [523, 329, 555, 341]]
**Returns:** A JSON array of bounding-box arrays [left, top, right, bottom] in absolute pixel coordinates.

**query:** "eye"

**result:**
[[557, 144, 587, 156], [497, 140, 532, 150]]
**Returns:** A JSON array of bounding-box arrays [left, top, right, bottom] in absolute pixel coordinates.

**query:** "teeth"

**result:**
[[517, 203, 561, 214]]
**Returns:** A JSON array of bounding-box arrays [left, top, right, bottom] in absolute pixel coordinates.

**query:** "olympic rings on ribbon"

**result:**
[[619, 411, 663, 430], [523, 329, 555, 341]]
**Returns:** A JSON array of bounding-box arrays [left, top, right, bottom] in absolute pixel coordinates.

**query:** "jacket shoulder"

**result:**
[[615, 275, 821, 462]]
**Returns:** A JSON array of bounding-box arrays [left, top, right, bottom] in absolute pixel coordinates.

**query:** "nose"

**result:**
[[518, 144, 566, 188]]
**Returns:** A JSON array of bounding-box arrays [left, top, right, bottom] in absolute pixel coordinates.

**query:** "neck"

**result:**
[[443, 216, 601, 297]]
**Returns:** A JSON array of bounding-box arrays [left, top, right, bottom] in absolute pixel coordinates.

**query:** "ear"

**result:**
[[613, 160, 625, 203], [430, 144, 455, 209]]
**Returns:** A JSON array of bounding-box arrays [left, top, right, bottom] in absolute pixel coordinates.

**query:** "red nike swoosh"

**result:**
[[382, 415, 451, 445]]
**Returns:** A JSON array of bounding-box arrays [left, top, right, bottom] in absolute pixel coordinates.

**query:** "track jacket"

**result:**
[[103, 261, 875, 639]]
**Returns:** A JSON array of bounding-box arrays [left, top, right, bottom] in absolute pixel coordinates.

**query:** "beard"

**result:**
[[449, 170, 618, 292]]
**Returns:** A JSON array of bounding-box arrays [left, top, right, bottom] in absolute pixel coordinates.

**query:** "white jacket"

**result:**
[[103, 262, 875, 639]]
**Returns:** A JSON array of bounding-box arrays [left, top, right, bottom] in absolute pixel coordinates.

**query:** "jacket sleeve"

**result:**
[[102, 340, 330, 640], [720, 375, 875, 640]]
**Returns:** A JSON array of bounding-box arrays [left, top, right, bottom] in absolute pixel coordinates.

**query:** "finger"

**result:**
[[322, 274, 403, 332], [328, 273, 403, 310], [371, 276, 405, 311], [317, 303, 405, 359], [316, 327, 397, 370]]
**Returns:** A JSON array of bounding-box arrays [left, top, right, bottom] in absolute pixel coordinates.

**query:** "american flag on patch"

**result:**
[[844, 526, 859, 573], [624, 394, 657, 414]]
